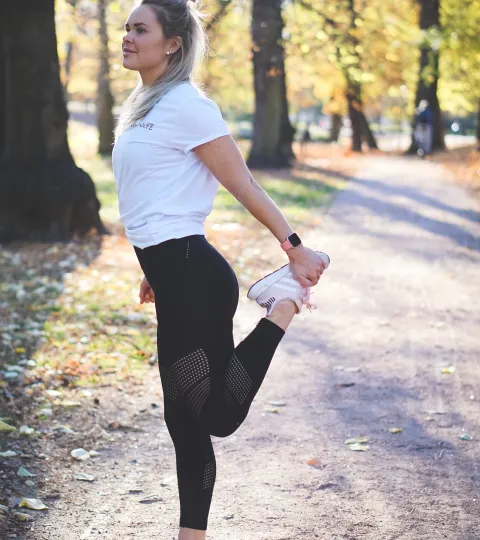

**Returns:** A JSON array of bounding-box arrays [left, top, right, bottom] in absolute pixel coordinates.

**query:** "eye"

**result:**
[[137, 27, 146, 34]]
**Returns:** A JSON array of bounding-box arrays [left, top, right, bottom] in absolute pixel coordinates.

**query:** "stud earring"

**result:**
[[166, 51, 171, 56]]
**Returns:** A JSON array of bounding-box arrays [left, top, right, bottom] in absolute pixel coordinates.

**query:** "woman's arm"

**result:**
[[194, 135, 326, 287]]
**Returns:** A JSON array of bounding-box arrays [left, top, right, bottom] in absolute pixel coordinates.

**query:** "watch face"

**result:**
[[289, 233, 301, 247]]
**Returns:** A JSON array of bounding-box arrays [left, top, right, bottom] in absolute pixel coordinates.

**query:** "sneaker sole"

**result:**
[[247, 251, 330, 301], [247, 263, 291, 301]]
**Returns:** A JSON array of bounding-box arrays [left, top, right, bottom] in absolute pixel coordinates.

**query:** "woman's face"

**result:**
[[122, 5, 178, 76]]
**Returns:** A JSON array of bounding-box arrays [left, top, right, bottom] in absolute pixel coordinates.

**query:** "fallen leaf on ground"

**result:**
[[307, 458, 323, 468], [264, 407, 279, 413], [0, 420, 16, 431], [0, 504, 9, 513], [268, 400, 287, 407], [348, 443, 370, 451], [345, 437, 369, 445], [17, 466, 36, 477], [70, 448, 90, 461], [128, 487, 143, 494], [389, 427, 403, 434], [13, 512, 33, 521], [19, 498, 48, 510], [335, 382, 356, 388], [19, 425, 35, 435], [139, 494, 161, 503], [160, 475, 177, 486], [441, 366, 456, 374], [0, 450, 18, 458], [88, 450, 100, 457], [459, 433, 474, 441], [60, 400, 82, 408], [74, 472, 95, 482]]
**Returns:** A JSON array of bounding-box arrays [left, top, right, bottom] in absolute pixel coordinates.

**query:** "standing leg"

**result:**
[[134, 235, 292, 535]]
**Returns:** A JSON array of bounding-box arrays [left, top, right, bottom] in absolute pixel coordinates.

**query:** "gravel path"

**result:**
[[29, 156, 480, 540]]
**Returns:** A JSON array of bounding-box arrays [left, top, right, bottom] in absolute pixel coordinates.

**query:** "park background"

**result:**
[[0, 0, 480, 538]]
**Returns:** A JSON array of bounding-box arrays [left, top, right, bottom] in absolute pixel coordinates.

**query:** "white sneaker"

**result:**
[[247, 251, 330, 316]]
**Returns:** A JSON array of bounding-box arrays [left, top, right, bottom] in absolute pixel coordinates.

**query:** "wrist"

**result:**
[[286, 244, 306, 258], [280, 231, 302, 252]]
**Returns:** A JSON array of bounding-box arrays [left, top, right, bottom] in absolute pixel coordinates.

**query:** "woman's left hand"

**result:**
[[287, 246, 327, 288]]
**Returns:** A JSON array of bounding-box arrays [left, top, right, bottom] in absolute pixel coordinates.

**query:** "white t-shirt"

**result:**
[[112, 82, 231, 249]]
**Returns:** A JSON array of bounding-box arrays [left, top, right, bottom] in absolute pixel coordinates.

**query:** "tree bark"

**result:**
[[330, 114, 342, 142], [476, 98, 480, 151], [345, 82, 378, 152], [0, 0, 107, 243], [408, 0, 445, 153], [97, 0, 115, 155], [247, 0, 295, 169]]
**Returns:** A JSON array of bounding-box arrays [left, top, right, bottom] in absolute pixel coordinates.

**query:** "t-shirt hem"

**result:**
[[127, 222, 205, 249]]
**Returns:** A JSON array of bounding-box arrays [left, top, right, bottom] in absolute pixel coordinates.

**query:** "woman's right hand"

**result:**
[[139, 276, 155, 304]]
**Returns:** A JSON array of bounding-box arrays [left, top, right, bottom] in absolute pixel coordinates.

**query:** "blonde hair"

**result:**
[[114, 0, 207, 140]]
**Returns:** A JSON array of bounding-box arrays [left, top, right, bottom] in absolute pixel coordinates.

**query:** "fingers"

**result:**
[[139, 285, 155, 304]]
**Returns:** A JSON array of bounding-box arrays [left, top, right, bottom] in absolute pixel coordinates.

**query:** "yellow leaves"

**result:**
[[441, 366, 456, 374], [389, 427, 403, 434], [15, 347, 26, 353]]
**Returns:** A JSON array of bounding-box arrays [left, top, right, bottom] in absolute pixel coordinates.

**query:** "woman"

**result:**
[[112, 1, 329, 538]]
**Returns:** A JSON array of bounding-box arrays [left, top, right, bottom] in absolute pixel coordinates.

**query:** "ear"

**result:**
[[169, 36, 183, 54]]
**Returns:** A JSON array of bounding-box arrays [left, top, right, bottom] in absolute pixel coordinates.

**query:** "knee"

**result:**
[[208, 418, 241, 438]]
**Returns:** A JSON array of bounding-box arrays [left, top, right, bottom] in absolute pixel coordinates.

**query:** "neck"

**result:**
[[139, 61, 169, 86]]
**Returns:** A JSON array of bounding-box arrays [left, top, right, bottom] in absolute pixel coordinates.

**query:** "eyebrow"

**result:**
[[124, 22, 149, 28]]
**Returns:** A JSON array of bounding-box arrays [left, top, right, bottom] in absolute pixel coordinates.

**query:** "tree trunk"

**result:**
[[341, 1, 378, 153], [0, 0, 107, 243], [408, 0, 445, 153], [346, 90, 363, 152], [476, 98, 480, 151], [97, 0, 115, 155], [330, 113, 342, 142], [247, 0, 295, 168]]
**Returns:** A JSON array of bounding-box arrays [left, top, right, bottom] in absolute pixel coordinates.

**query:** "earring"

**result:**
[[166, 51, 171, 56]]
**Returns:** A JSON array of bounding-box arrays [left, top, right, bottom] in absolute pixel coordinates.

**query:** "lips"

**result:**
[[123, 48, 135, 54]]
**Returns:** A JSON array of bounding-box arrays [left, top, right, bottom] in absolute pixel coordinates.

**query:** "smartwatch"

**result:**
[[281, 232, 302, 251]]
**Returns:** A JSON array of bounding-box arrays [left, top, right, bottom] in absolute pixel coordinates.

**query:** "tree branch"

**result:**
[[205, 0, 232, 34]]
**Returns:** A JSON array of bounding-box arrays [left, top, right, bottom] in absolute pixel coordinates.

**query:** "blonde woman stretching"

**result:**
[[112, 1, 330, 538]]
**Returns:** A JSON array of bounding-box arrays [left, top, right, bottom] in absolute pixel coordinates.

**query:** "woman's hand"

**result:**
[[287, 246, 327, 287], [139, 276, 155, 304]]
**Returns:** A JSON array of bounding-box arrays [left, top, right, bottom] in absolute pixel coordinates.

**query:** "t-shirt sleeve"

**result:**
[[171, 95, 231, 153]]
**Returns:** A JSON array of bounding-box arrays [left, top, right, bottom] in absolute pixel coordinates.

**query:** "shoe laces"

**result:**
[[301, 289, 316, 312]]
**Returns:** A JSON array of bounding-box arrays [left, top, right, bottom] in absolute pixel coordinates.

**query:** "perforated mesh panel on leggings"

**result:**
[[134, 235, 285, 531]]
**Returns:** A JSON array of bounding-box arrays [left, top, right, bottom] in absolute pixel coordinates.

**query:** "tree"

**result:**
[[0, 0, 106, 242], [440, 0, 480, 150], [97, 0, 115, 155], [247, 0, 295, 168], [408, 0, 445, 153], [294, 0, 379, 152]]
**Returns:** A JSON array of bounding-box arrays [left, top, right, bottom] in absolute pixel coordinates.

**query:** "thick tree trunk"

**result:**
[[0, 0, 107, 243], [330, 114, 342, 142], [247, 0, 295, 169], [97, 0, 115, 155], [408, 0, 445, 154]]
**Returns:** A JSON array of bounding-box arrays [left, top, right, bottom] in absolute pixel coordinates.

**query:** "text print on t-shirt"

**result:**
[[130, 121, 154, 130]]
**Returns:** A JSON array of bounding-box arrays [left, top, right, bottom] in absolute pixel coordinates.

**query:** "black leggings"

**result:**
[[134, 235, 285, 530]]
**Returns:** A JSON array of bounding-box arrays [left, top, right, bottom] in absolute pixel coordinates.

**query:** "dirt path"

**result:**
[[25, 156, 480, 540]]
